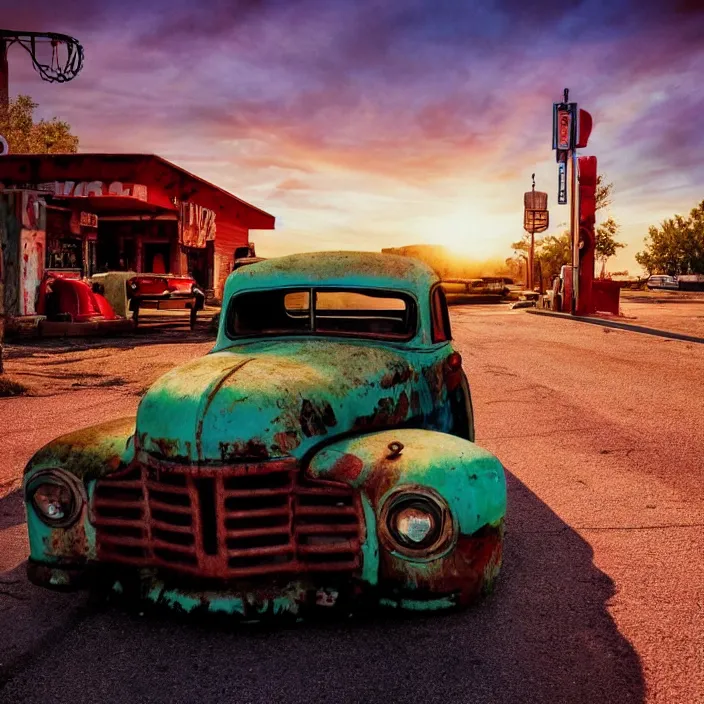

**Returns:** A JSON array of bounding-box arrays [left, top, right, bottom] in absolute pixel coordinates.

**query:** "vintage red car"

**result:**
[[36, 271, 132, 336], [126, 274, 205, 328]]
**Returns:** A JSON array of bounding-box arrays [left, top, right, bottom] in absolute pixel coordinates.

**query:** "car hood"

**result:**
[[136, 339, 433, 463]]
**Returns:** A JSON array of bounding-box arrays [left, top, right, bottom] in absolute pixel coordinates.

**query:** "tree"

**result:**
[[0, 95, 79, 375], [636, 201, 704, 275], [511, 231, 573, 291], [535, 231, 572, 290], [0, 95, 79, 153], [595, 174, 613, 212], [593, 175, 625, 276], [510, 237, 530, 286], [595, 217, 625, 277]]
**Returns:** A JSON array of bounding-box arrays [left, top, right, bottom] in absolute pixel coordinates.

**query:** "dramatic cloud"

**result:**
[[2, 0, 704, 270]]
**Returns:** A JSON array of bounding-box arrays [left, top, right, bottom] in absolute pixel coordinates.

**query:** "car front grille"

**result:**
[[91, 457, 362, 580]]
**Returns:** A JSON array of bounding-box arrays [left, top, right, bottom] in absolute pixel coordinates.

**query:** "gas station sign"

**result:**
[[555, 108, 573, 150], [557, 160, 567, 205], [548, 88, 606, 315], [523, 189, 549, 234]]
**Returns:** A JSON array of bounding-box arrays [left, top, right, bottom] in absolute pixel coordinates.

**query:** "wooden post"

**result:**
[[0, 39, 8, 112], [0, 40, 7, 373]]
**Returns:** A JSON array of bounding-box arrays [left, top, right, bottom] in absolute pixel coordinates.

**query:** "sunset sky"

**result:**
[[3, 0, 704, 273]]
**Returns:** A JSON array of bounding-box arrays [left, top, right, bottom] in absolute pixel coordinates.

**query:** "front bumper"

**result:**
[[26, 520, 503, 618], [128, 289, 205, 311], [27, 562, 474, 618]]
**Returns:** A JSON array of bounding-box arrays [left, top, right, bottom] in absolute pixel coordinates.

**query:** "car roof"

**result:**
[[228, 251, 439, 295]]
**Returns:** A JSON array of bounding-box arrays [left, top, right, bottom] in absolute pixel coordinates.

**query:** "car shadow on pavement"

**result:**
[[0, 489, 25, 531], [0, 472, 645, 704]]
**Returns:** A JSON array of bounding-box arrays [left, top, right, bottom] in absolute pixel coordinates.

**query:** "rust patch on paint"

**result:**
[[300, 399, 337, 437], [422, 362, 445, 398], [380, 365, 414, 389], [47, 521, 88, 562], [219, 439, 270, 462], [353, 392, 410, 431], [330, 453, 365, 482], [379, 522, 504, 606], [273, 430, 301, 454], [152, 436, 180, 459]]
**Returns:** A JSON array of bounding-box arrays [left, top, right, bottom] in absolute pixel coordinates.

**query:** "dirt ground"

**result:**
[[0, 309, 218, 494], [619, 289, 704, 337], [3, 292, 702, 400], [1, 308, 218, 399]]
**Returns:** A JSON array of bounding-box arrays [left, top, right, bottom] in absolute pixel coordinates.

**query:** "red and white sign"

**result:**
[[37, 181, 148, 201], [80, 211, 98, 228], [178, 202, 216, 249], [20, 228, 45, 316], [556, 110, 572, 151]]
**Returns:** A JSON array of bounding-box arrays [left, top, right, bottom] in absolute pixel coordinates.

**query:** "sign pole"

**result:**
[[527, 173, 536, 291]]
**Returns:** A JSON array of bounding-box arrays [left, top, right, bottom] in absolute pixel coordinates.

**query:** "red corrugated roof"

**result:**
[[0, 153, 275, 230]]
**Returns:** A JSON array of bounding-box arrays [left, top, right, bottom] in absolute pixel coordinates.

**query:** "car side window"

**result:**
[[431, 287, 452, 343]]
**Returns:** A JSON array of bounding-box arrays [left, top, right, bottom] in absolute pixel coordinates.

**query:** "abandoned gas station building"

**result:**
[[0, 154, 275, 300]]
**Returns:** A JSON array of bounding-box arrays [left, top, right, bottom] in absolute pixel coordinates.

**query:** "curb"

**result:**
[[525, 308, 704, 345]]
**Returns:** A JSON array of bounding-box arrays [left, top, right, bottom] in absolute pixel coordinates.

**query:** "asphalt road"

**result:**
[[1, 306, 702, 704]]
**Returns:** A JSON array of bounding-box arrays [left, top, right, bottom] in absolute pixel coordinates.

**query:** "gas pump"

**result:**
[[576, 156, 597, 315]]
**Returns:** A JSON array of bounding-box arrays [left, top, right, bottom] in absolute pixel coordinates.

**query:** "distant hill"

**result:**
[[382, 244, 512, 281], [381, 244, 451, 276]]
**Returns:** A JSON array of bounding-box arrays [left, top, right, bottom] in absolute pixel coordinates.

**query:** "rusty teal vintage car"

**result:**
[[23, 251, 507, 618]]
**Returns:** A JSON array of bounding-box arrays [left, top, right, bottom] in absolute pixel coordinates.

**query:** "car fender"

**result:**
[[307, 428, 506, 605], [23, 417, 136, 574]]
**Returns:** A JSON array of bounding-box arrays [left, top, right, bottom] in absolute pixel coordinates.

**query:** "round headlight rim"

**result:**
[[379, 486, 456, 561], [25, 468, 85, 528], [388, 496, 442, 550]]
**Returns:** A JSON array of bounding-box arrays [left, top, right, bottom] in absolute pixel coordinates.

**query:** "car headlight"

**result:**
[[379, 489, 454, 559], [25, 469, 85, 528]]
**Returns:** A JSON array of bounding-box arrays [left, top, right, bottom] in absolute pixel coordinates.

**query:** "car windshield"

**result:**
[[227, 287, 417, 340]]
